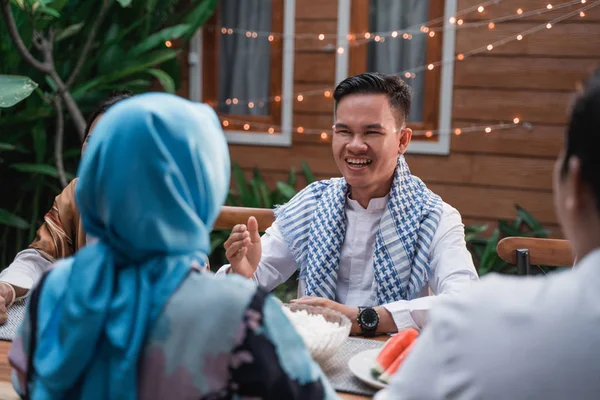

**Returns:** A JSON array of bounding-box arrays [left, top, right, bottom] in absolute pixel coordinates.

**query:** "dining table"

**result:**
[[0, 337, 386, 400]]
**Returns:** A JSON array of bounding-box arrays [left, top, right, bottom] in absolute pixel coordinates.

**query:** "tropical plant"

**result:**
[[0, 0, 216, 267], [466, 204, 552, 276]]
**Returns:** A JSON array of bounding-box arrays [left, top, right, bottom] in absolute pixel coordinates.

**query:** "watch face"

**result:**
[[360, 308, 379, 329]]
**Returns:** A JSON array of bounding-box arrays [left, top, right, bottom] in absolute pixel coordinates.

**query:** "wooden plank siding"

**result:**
[[185, 0, 600, 233]]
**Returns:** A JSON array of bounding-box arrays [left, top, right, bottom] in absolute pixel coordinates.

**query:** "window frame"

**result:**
[[189, 0, 296, 147], [337, 0, 457, 155]]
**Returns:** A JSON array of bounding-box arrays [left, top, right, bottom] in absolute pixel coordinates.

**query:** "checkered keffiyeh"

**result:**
[[274, 155, 443, 303]]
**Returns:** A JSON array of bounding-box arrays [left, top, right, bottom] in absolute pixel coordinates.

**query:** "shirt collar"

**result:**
[[346, 193, 389, 213]]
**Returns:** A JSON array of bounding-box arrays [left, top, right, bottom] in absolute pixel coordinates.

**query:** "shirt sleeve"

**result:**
[[0, 249, 53, 295], [215, 220, 300, 292], [229, 288, 338, 399], [382, 203, 479, 330]]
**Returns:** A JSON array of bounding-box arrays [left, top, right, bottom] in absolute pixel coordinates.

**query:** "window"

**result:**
[[344, 0, 456, 154], [193, 0, 296, 146]]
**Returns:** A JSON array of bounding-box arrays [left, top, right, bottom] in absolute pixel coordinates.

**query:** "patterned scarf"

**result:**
[[275, 155, 443, 303]]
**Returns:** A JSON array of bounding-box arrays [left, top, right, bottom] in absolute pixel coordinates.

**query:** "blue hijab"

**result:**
[[29, 93, 230, 399]]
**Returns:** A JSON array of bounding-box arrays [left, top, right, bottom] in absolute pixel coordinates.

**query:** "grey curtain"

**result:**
[[218, 0, 272, 116], [368, 0, 430, 122]]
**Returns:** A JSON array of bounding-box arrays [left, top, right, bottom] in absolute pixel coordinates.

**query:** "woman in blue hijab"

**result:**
[[9, 93, 337, 399]]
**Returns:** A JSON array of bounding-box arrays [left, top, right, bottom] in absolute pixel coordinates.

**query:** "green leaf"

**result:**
[[0, 75, 38, 108], [287, 168, 297, 187], [36, 6, 60, 18], [276, 182, 297, 201], [147, 69, 175, 93], [55, 22, 84, 42], [72, 49, 180, 96], [464, 224, 488, 242], [516, 204, 547, 237], [498, 219, 522, 237], [32, 124, 46, 163], [10, 163, 74, 181], [179, 0, 218, 41], [0, 142, 16, 152], [11, 163, 58, 177], [301, 161, 316, 184], [130, 24, 191, 56], [231, 163, 252, 205], [0, 209, 28, 230], [116, 0, 133, 6]]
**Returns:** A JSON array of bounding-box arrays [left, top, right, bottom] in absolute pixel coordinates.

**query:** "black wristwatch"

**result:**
[[357, 307, 379, 337]]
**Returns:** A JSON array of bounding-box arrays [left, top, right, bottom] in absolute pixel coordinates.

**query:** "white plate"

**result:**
[[347, 348, 387, 390]]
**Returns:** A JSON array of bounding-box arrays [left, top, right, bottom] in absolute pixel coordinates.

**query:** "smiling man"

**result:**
[[219, 73, 478, 335]]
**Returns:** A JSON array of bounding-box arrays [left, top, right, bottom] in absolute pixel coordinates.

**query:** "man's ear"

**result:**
[[398, 128, 412, 154]]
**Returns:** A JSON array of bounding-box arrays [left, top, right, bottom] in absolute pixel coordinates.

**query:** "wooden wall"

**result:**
[[215, 0, 599, 236]]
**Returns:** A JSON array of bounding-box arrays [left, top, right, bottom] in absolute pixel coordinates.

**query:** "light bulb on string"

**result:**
[[547, 4, 553, 9], [402, 33, 410, 39], [485, 127, 492, 133], [320, 132, 328, 140], [297, 126, 305, 134], [392, 31, 398, 38], [513, 118, 520, 124], [221, 27, 227, 34], [268, 35, 274, 42], [165, 40, 172, 47], [318, 34, 325, 41], [454, 128, 462, 136], [429, 31, 435, 37], [488, 22, 495, 29], [324, 90, 332, 98], [243, 124, 250, 131], [449, 17, 456, 24], [248, 102, 255, 109], [364, 32, 371, 39], [478, 6, 484, 12], [297, 94, 304, 102], [222, 120, 229, 127], [546, 23, 552, 29], [517, 34, 524, 40], [457, 19, 464, 25], [232, 98, 239, 105], [245, 31, 251, 38], [275, 96, 281, 102], [487, 44, 493, 50], [226, 99, 232, 105], [580, 11, 586, 17], [425, 131, 433, 138], [251, 32, 258, 38], [268, 127, 275, 134], [427, 64, 435, 70], [517, 8, 523, 14], [227, 28, 233, 34], [457, 53, 465, 60], [337, 47, 345, 54]]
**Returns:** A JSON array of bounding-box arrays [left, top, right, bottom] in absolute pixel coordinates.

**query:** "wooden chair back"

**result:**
[[496, 237, 575, 275], [213, 206, 275, 231]]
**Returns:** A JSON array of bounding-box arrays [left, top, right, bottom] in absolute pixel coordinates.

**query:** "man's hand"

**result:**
[[291, 296, 399, 335], [224, 216, 262, 279], [0, 283, 14, 325], [292, 296, 362, 334]]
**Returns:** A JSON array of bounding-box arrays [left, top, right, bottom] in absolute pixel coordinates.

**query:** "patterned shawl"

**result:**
[[274, 155, 443, 303]]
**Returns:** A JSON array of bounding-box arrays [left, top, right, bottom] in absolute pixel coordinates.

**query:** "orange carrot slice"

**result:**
[[371, 328, 418, 378], [378, 340, 416, 384]]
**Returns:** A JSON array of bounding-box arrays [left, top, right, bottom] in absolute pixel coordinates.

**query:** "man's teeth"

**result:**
[[346, 159, 372, 165]]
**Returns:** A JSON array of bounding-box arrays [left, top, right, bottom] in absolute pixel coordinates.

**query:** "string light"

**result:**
[[297, 126, 305, 133], [268, 35, 274, 42], [517, 8, 524, 14], [226, 99, 232, 105], [391, 31, 399, 38], [364, 32, 371, 39], [245, 31, 251, 38], [546, 23, 553, 28], [457, 19, 464, 25], [580, 11, 586, 16], [232, 98, 239, 105], [297, 94, 304, 102], [485, 127, 492, 133], [425, 131, 433, 138], [429, 31, 436, 37], [318, 34, 325, 40], [268, 127, 275, 134], [222, 120, 229, 127], [427, 64, 435, 70], [208, 1, 598, 112], [478, 6, 485, 12], [320, 132, 328, 140], [513, 117, 520, 124], [449, 17, 456, 24], [165, 40, 172, 47], [227, 28, 233, 34], [402, 33, 410, 39], [375, 35, 382, 42], [221, 27, 227, 34], [248, 102, 255, 108], [337, 47, 345, 54], [324, 90, 332, 98], [404, 72, 411, 78], [547, 3, 553, 9], [454, 128, 462, 136], [243, 123, 250, 130], [488, 22, 495, 29]]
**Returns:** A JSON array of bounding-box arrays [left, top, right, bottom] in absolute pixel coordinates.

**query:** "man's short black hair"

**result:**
[[333, 72, 412, 126], [562, 68, 600, 214], [84, 91, 134, 138]]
